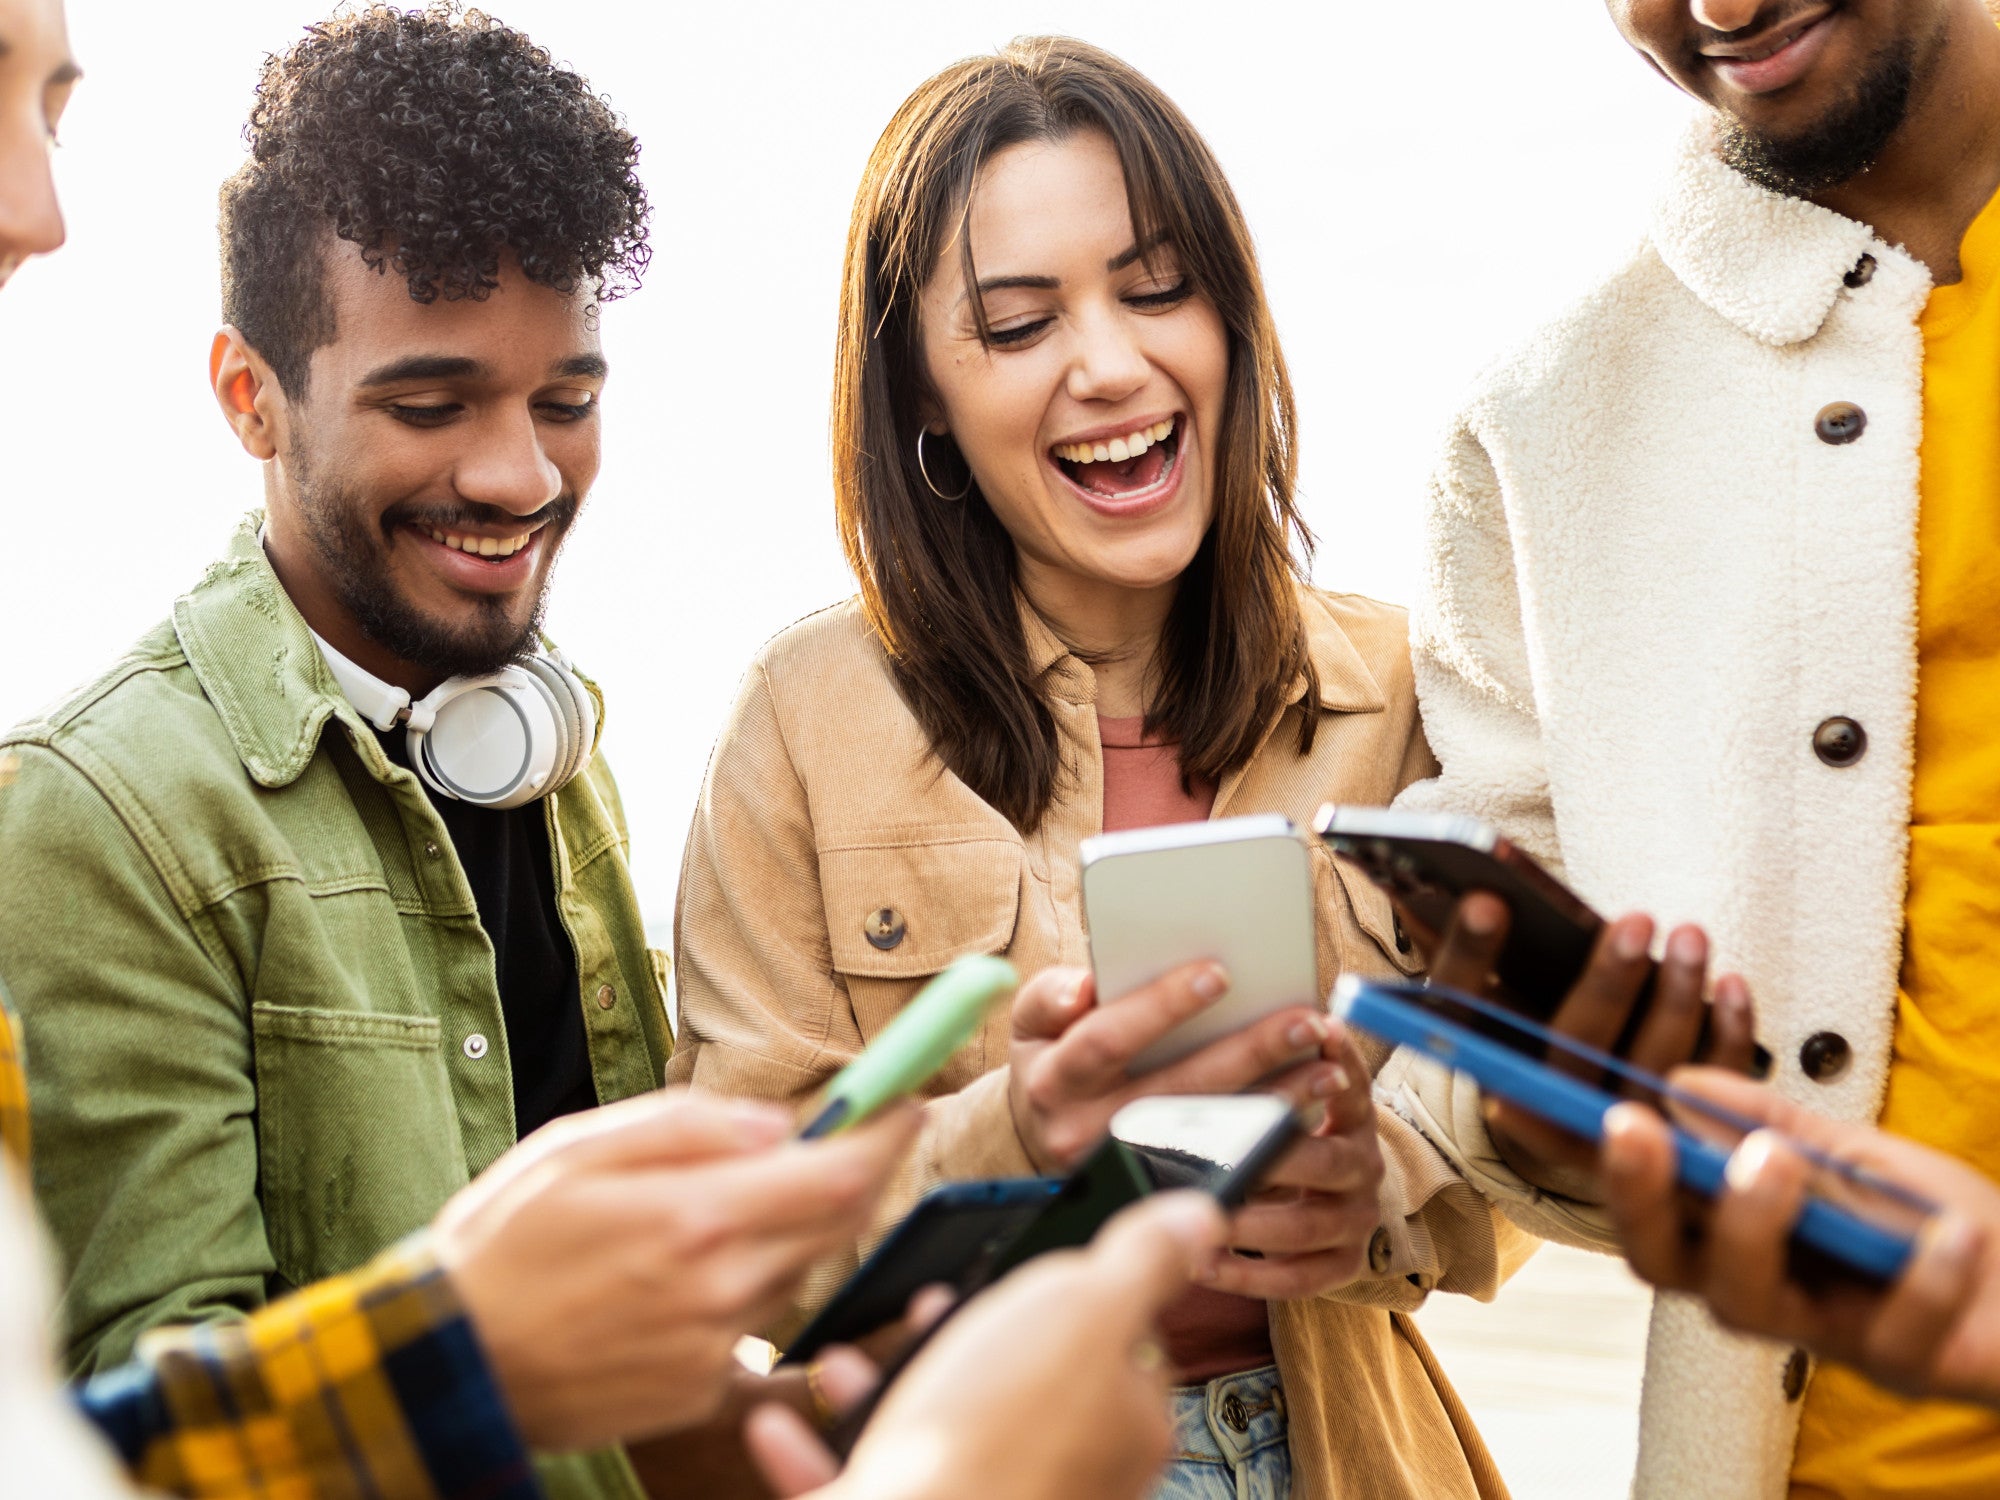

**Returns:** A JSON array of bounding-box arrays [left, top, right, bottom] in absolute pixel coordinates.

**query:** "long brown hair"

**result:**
[[832, 35, 1320, 831]]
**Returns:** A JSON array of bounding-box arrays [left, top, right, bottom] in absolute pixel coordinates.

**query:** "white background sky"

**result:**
[[0, 0, 1694, 931]]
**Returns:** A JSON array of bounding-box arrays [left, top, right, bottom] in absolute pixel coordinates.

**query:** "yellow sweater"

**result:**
[[1789, 185, 2000, 1497]]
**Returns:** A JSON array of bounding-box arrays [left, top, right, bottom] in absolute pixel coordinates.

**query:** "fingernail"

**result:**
[[1065, 973, 1089, 1008], [1614, 917, 1651, 962], [1287, 1014, 1330, 1050], [1725, 1130, 1779, 1194], [1192, 965, 1228, 1000], [1312, 1064, 1352, 1098], [1928, 1214, 1981, 1274], [1462, 896, 1500, 937], [1668, 926, 1706, 966]]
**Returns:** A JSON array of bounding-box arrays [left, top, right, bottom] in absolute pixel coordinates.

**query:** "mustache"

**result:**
[[382, 494, 581, 536]]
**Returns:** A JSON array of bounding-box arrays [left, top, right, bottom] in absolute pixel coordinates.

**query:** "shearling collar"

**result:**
[[1649, 123, 1911, 347], [1020, 583, 1384, 714]]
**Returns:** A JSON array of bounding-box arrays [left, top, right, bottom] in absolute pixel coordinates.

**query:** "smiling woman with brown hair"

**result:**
[[670, 35, 1533, 1500]]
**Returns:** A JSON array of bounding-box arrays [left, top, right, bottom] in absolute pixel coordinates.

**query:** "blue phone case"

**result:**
[[1334, 978, 1920, 1283]]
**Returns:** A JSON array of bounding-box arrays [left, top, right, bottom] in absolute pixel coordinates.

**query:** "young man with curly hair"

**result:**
[[0, 6, 917, 1498]]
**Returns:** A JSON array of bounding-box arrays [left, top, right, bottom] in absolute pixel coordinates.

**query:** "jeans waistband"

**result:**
[[1168, 1363, 1286, 1467]]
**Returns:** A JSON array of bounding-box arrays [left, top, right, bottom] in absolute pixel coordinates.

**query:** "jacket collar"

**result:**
[[1020, 583, 1385, 714], [172, 512, 378, 789], [1649, 122, 1910, 347]]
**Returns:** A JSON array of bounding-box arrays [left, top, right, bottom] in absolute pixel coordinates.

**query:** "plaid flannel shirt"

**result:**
[[0, 996, 539, 1500]]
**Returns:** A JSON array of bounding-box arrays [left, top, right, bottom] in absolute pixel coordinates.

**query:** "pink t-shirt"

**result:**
[[1098, 713, 1274, 1383]]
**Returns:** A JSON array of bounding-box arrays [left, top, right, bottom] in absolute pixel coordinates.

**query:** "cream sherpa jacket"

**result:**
[[1392, 124, 1935, 1499]]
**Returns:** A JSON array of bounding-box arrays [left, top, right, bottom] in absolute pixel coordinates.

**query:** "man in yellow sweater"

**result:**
[[1406, 0, 2000, 1495]]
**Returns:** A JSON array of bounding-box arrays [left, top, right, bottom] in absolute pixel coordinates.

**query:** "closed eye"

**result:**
[[1128, 278, 1192, 310], [388, 403, 462, 428]]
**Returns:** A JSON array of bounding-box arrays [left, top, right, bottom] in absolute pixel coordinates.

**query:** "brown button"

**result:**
[[1798, 1030, 1850, 1082], [1815, 402, 1867, 445], [1843, 253, 1877, 289], [1783, 1349, 1810, 1401], [596, 984, 617, 1010], [864, 908, 906, 951], [1813, 717, 1867, 767], [1367, 1225, 1393, 1275]]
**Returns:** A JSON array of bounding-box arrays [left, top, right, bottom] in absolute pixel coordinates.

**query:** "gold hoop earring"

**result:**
[[916, 428, 973, 501]]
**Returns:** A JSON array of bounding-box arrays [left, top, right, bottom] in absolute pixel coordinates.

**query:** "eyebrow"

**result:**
[[359, 354, 487, 387], [358, 352, 608, 388], [967, 236, 1173, 302]]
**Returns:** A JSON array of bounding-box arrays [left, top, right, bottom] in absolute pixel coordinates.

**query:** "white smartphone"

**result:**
[[1080, 814, 1319, 1075]]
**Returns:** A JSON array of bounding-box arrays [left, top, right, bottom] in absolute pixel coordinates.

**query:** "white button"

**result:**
[[462, 1033, 489, 1060]]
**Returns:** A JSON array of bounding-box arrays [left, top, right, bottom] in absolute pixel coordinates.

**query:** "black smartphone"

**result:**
[[823, 1095, 1299, 1457], [780, 1177, 1063, 1365], [1313, 804, 1771, 1077]]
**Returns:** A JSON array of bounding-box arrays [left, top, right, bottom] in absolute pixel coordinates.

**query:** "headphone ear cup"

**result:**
[[412, 670, 563, 810], [521, 651, 597, 793]]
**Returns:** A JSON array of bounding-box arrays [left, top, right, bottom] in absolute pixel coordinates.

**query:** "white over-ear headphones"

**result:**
[[310, 629, 599, 810]]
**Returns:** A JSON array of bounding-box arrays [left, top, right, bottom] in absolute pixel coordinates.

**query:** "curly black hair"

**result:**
[[219, 3, 650, 396]]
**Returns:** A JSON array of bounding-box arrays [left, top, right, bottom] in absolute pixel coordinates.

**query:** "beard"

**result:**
[[1716, 24, 1938, 196], [287, 436, 577, 680]]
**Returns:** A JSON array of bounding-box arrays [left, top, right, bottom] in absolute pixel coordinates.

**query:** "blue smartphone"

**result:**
[[780, 1176, 1063, 1364], [1333, 976, 1930, 1285]]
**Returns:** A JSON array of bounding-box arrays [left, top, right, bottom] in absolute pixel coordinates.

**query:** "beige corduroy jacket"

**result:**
[[669, 585, 1538, 1500]]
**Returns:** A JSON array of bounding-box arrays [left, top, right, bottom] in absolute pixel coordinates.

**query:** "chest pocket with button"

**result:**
[[1327, 848, 1427, 982], [250, 1002, 469, 1293], [818, 836, 1024, 1093]]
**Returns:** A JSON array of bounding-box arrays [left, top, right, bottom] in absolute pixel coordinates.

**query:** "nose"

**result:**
[[1691, 0, 1763, 30], [453, 407, 564, 515], [0, 117, 67, 273], [1064, 303, 1151, 407]]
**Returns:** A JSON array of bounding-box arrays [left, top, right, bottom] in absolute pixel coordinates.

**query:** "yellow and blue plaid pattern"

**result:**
[[79, 1236, 539, 1500], [0, 990, 537, 1500]]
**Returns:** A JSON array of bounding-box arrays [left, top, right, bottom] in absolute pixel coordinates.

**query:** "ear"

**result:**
[[210, 327, 283, 461]]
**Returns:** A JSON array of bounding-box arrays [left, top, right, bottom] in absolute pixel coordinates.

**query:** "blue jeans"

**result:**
[[1149, 1364, 1290, 1500]]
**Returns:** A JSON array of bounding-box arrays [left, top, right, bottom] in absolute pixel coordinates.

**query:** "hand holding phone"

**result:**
[[821, 1094, 1300, 1458], [1314, 805, 1771, 1077], [1334, 978, 1923, 1287], [1004, 961, 1339, 1175], [747, 1194, 1228, 1500], [1428, 892, 1762, 1198], [1600, 1069, 2000, 1411]]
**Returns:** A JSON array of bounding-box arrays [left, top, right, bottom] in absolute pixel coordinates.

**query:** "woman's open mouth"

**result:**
[[1049, 415, 1183, 516]]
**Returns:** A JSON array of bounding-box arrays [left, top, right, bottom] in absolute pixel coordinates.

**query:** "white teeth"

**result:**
[[424, 526, 532, 558], [1054, 418, 1178, 465]]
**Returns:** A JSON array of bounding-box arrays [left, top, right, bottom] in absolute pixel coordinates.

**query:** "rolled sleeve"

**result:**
[[78, 1237, 540, 1500]]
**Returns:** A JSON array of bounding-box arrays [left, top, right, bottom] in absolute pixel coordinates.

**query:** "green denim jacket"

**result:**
[[0, 515, 670, 1500]]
